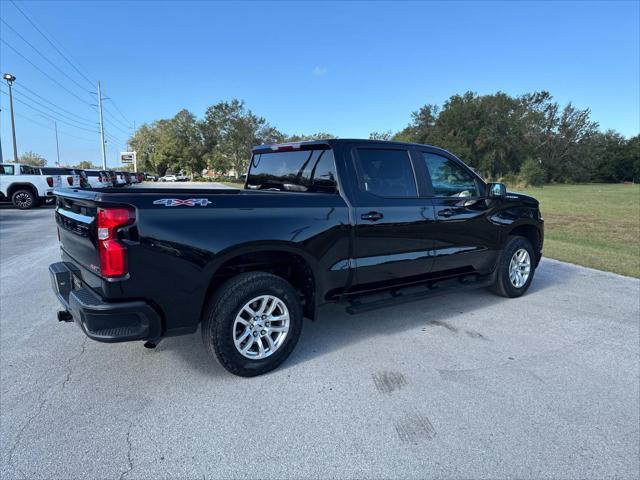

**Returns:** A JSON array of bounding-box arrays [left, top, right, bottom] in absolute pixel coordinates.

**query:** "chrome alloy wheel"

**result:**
[[14, 192, 33, 208], [233, 295, 290, 360], [509, 248, 531, 288]]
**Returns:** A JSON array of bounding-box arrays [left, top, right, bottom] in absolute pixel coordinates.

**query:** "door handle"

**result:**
[[438, 208, 454, 218], [361, 211, 383, 222]]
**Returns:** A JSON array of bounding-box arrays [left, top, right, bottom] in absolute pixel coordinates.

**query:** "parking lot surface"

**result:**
[[1, 204, 639, 479]]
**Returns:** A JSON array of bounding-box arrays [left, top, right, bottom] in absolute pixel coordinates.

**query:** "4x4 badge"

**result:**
[[153, 198, 212, 207]]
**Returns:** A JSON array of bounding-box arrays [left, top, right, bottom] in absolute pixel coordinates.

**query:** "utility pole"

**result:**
[[54, 121, 61, 166], [3, 73, 18, 161], [97, 80, 107, 170]]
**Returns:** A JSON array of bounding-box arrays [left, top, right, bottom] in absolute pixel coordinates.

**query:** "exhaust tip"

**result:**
[[143, 341, 157, 349]]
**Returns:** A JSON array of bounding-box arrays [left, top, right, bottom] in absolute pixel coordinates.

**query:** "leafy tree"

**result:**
[[19, 151, 46, 167], [369, 131, 393, 141], [286, 132, 336, 142], [519, 158, 546, 186], [201, 99, 283, 178], [74, 161, 98, 169]]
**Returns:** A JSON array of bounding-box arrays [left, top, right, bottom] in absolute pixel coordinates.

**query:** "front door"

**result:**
[[350, 146, 436, 291], [421, 150, 499, 276]]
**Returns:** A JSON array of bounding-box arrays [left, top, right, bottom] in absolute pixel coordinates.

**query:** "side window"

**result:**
[[355, 149, 417, 198], [423, 153, 479, 197], [20, 165, 36, 175], [0, 165, 15, 175]]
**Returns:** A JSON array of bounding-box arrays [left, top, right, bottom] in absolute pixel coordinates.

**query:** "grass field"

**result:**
[[519, 184, 640, 278]]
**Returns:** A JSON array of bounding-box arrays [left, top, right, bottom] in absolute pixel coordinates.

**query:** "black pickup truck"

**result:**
[[49, 139, 543, 376]]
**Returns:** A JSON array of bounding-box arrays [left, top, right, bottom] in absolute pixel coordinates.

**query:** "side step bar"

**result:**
[[345, 274, 495, 315]]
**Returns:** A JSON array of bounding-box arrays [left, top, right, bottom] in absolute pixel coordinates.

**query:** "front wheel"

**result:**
[[201, 272, 303, 377], [490, 235, 536, 298]]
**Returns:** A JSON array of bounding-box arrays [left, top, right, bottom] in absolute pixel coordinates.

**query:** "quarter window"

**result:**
[[355, 149, 417, 197], [423, 153, 479, 197]]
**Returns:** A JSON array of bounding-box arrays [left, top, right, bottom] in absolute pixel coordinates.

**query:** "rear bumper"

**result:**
[[49, 261, 161, 343]]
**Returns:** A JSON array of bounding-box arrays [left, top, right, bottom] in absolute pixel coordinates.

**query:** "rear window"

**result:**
[[246, 149, 338, 193]]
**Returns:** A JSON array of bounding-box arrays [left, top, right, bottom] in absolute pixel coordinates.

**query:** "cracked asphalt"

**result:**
[[1, 204, 639, 479]]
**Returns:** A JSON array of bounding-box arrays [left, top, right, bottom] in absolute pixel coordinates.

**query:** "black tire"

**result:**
[[201, 272, 303, 377], [490, 235, 536, 298], [11, 189, 36, 210]]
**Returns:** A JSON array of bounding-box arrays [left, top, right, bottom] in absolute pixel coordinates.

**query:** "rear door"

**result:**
[[421, 149, 498, 276], [349, 146, 436, 290]]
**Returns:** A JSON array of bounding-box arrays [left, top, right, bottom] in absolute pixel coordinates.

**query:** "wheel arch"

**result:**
[[7, 182, 38, 198], [507, 223, 542, 265], [200, 243, 322, 322]]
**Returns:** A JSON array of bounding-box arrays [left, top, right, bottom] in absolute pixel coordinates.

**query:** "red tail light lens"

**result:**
[[97, 207, 135, 277], [98, 174, 103, 182], [46, 176, 54, 187], [67, 176, 73, 186]]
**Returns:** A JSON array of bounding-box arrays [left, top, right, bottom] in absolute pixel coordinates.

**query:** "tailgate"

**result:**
[[55, 190, 101, 275]]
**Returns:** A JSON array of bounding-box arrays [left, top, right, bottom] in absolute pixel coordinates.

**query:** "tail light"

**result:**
[[46, 176, 54, 187], [67, 176, 73, 186], [97, 207, 135, 278], [98, 174, 103, 182]]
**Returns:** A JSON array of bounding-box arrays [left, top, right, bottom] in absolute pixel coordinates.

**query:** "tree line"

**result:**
[[125, 91, 638, 185]]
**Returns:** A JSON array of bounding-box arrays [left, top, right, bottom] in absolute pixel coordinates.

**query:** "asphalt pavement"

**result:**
[[1, 201, 639, 479]]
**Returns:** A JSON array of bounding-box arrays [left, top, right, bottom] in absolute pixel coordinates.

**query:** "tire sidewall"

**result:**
[[499, 236, 536, 297], [12, 189, 35, 210], [209, 274, 303, 376]]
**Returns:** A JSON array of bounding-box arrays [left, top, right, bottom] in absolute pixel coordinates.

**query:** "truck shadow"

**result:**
[[161, 260, 569, 376]]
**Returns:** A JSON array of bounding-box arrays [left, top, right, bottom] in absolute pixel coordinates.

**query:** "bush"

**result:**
[[519, 159, 546, 187]]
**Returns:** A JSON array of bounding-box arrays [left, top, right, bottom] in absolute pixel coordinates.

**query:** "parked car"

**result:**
[[49, 139, 544, 376], [0, 163, 61, 209], [123, 172, 132, 185], [144, 173, 158, 182], [39, 167, 82, 189], [160, 174, 177, 182], [84, 170, 112, 189]]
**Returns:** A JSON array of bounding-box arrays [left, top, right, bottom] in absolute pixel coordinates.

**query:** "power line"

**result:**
[[0, 18, 90, 93], [103, 105, 132, 130], [9, 0, 95, 89], [13, 83, 96, 124], [1, 89, 99, 134], [104, 94, 133, 126], [1, 39, 93, 106], [10, 86, 98, 129], [103, 114, 131, 136], [14, 111, 98, 143]]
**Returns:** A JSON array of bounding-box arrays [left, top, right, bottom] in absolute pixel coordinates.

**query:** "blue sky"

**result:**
[[1, 0, 638, 167]]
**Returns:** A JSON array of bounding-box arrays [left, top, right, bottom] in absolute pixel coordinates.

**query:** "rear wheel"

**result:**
[[11, 189, 36, 209], [490, 235, 536, 298], [201, 272, 303, 377]]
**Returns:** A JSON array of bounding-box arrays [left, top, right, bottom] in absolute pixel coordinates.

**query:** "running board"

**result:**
[[345, 274, 494, 315]]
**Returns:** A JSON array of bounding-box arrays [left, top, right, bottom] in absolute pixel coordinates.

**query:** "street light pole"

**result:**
[[97, 80, 107, 170], [54, 121, 61, 166], [3, 73, 18, 161]]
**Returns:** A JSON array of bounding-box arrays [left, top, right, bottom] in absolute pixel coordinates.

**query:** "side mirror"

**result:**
[[488, 182, 506, 198]]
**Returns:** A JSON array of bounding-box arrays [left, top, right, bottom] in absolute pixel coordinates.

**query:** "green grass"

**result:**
[[517, 184, 640, 277]]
